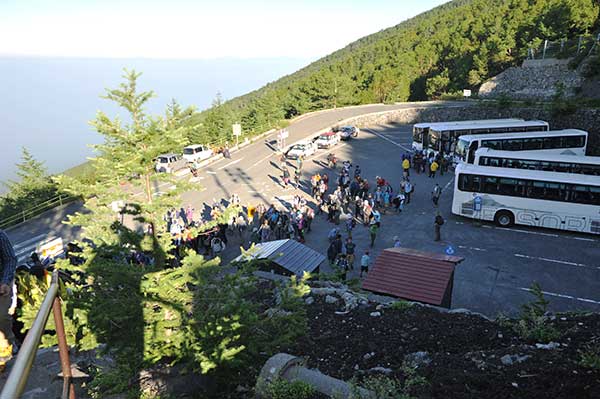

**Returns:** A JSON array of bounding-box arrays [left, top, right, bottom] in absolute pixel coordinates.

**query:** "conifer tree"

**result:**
[[56, 69, 193, 265]]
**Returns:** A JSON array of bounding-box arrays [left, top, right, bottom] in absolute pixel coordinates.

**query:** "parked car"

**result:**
[[339, 126, 359, 140], [182, 144, 213, 163], [285, 142, 316, 159], [155, 153, 186, 173], [314, 131, 340, 149]]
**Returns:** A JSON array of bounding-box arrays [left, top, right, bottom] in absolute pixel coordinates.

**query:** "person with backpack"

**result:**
[[434, 212, 445, 242], [404, 180, 413, 204], [327, 234, 342, 266], [345, 237, 356, 270], [429, 159, 439, 178], [360, 250, 371, 278], [336, 254, 349, 281], [369, 222, 379, 247], [432, 183, 442, 207], [402, 157, 410, 177]]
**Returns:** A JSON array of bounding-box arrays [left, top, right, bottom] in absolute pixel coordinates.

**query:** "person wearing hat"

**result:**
[[393, 236, 401, 248]]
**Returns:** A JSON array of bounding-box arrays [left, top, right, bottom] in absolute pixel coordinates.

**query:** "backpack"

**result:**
[[435, 215, 445, 225]]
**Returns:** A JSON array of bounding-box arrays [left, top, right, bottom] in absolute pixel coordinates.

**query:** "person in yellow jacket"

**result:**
[[429, 160, 439, 178], [402, 158, 410, 177]]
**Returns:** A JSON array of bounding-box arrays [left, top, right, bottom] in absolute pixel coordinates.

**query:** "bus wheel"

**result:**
[[494, 211, 514, 227]]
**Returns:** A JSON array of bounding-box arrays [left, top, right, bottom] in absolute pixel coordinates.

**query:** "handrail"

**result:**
[[0, 271, 75, 399], [0, 194, 76, 230]]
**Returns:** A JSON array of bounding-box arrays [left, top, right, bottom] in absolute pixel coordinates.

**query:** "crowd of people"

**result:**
[[163, 148, 447, 276]]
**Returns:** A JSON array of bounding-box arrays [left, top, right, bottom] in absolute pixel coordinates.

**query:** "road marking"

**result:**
[[12, 234, 48, 251], [518, 287, 600, 306], [206, 171, 217, 175], [480, 224, 598, 242], [443, 177, 455, 191], [363, 128, 411, 151], [247, 153, 274, 171], [458, 245, 487, 252], [218, 158, 244, 170], [514, 253, 598, 270]]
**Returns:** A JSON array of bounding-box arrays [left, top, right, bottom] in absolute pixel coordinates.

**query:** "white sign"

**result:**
[[37, 237, 64, 260], [232, 123, 242, 137], [463, 89, 472, 97], [279, 129, 289, 139]]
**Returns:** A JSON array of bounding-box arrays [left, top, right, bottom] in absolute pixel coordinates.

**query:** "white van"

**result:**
[[183, 144, 213, 163], [155, 153, 186, 173]]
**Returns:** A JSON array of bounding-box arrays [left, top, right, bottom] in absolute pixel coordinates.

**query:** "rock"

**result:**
[[501, 354, 514, 366], [304, 296, 315, 305], [368, 367, 393, 375], [325, 295, 339, 304], [512, 382, 519, 388], [363, 352, 375, 360], [404, 351, 431, 368], [535, 342, 560, 350], [376, 304, 384, 310], [342, 291, 359, 311], [370, 311, 381, 317], [354, 364, 360, 371], [497, 333, 503, 339], [57, 363, 89, 379], [311, 287, 338, 296]]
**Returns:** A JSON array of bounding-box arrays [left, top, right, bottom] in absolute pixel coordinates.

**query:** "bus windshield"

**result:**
[[455, 139, 469, 160], [413, 127, 426, 143]]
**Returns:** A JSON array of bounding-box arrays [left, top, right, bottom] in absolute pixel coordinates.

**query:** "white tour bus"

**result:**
[[411, 119, 523, 152], [428, 120, 550, 155], [452, 163, 600, 234], [455, 129, 588, 164], [474, 148, 600, 176]]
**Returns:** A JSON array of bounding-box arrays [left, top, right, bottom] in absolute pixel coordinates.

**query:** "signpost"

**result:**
[[277, 128, 289, 151], [232, 123, 242, 148], [463, 89, 472, 98]]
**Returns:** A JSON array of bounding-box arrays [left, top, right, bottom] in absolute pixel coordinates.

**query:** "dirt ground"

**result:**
[[284, 294, 600, 399]]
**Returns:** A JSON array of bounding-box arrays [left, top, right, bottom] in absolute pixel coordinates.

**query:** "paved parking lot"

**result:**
[[305, 123, 600, 316], [8, 117, 600, 317]]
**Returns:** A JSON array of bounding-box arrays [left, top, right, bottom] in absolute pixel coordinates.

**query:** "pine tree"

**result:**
[[1, 147, 58, 217], [56, 69, 194, 265]]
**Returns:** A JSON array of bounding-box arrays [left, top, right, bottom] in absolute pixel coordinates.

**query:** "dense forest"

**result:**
[[191, 0, 599, 145]]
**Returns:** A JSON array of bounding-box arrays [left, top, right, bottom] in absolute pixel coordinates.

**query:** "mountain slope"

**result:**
[[194, 0, 599, 143]]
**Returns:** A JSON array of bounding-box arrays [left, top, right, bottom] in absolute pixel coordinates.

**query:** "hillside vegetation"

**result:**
[[192, 0, 599, 144]]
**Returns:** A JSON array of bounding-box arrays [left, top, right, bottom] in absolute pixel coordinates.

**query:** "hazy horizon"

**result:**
[[0, 56, 311, 188]]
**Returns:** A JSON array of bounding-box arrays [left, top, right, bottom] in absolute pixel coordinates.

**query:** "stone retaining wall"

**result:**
[[478, 58, 583, 100]]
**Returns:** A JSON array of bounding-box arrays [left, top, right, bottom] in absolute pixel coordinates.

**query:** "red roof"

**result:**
[[362, 247, 464, 306]]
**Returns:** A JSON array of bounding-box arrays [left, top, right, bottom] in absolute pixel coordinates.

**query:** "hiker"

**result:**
[[432, 183, 442, 207], [434, 212, 445, 241], [360, 250, 371, 277], [0, 230, 16, 368], [345, 237, 356, 270], [336, 254, 349, 281], [402, 157, 410, 177], [404, 180, 413, 204], [369, 222, 379, 247], [429, 159, 439, 178], [327, 234, 342, 266], [393, 236, 401, 248], [282, 167, 291, 189]]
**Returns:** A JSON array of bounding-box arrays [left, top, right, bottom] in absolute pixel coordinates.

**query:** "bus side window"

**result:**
[[483, 176, 498, 194], [503, 139, 522, 151], [499, 178, 517, 196], [543, 137, 562, 149], [564, 135, 585, 148], [523, 138, 543, 150], [483, 140, 501, 150]]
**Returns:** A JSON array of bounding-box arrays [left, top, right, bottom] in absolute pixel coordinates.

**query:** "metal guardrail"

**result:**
[[0, 194, 76, 230], [0, 271, 75, 399]]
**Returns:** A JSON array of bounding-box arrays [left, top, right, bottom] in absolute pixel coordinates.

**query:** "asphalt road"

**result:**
[[8, 100, 599, 317], [5, 100, 462, 254]]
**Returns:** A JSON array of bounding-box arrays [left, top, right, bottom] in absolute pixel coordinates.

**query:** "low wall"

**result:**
[[341, 104, 600, 155]]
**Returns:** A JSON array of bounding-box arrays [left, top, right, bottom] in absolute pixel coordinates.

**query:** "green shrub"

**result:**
[[265, 379, 316, 399], [514, 282, 561, 342], [579, 343, 600, 369], [389, 300, 413, 311]]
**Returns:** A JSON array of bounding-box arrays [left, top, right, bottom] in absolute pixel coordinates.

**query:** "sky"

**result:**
[[0, 0, 449, 60]]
